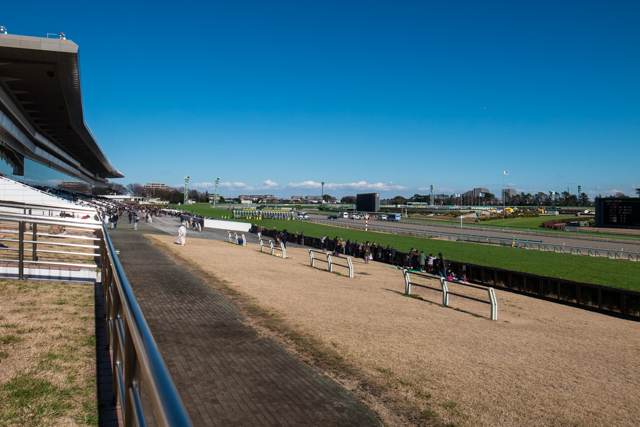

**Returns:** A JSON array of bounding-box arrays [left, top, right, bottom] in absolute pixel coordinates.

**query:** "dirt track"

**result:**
[[148, 234, 640, 427]]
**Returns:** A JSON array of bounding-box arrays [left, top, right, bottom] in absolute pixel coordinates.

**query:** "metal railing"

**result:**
[[305, 218, 640, 261], [101, 224, 192, 427], [308, 249, 354, 278], [310, 214, 640, 244], [0, 202, 193, 426], [402, 269, 498, 320], [259, 238, 287, 258]]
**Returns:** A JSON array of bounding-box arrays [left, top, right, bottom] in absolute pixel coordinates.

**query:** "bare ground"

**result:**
[[148, 234, 640, 427]]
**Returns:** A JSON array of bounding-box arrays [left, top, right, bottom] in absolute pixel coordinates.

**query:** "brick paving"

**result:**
[[109, 222, 382, 427]]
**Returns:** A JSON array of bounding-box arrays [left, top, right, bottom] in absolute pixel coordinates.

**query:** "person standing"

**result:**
[[427, 253, 435, 273], [176, 222, 187, 246], [133, 212, 139, 230], [417, 250, 426, 272], [390, 246, 397, 266], [364, 242, 371, 264], [437, 253, 446, 279]]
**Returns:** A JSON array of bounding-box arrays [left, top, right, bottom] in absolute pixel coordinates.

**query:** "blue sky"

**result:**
[[5, 1, 639, 198]]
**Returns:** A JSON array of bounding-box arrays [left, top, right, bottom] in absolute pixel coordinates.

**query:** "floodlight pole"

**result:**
[[184, 176, 190, 205]]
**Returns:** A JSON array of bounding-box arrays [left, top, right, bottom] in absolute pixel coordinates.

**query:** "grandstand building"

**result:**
[[0, 32, 122, 196]]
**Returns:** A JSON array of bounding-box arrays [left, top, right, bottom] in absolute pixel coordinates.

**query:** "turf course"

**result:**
[[172, 204, 640, 291]]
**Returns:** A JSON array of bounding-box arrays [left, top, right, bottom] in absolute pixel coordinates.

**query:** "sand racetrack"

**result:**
[[148, 234, 640, 427]]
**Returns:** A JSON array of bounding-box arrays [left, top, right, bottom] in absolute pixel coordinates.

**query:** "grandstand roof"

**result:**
[[0, 34, 122, 179]]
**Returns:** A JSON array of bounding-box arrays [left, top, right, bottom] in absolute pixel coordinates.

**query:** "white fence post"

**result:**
[[270, 241, 274, 255], [228, 231, 233, 242], [326, 253, 333, 272], [281, 245, 287, 259], [259, 239, 264, 252], [234, 232, 238, 244], [403, 269, 411, 294], [241, 234, 247, 246], [441, 278, 449, 306], [309, 249, 315, 267], [489, 288, 498, 320], [347, 257, 354, 278]]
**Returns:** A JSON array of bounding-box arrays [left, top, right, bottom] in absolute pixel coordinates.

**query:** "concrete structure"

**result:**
[[0, 32, 121, 195], [503, 188, 517, 197]]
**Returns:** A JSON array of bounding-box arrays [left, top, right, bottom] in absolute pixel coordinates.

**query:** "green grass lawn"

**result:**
[[172, 204, 640, 291]]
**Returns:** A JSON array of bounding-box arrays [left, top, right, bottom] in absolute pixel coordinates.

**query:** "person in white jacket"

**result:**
[[176, 223, 187, 245]]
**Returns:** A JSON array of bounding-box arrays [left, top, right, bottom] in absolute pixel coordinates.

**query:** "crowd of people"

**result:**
[[253, 227, 469, 283]]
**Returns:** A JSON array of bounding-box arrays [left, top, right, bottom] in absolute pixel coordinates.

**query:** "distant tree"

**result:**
[[322, 194, 333, 202], [217, 196, 226, 203], [341, 195, 356, 204], [169, 190, 183, 204], [410, 194, 429, 203], [636, 188, 640, 196], [392, 195, 406, 205], [578, 192, 590, 207], [126, 183, 144, 196], [614, 192, 629, 198]]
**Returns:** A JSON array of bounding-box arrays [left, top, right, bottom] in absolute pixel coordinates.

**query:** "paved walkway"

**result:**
[[108, 222, 381, 427]]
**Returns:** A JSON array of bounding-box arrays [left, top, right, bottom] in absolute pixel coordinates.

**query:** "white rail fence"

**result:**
[[309, 249, 354, 278], [402, 269, 498, 320]]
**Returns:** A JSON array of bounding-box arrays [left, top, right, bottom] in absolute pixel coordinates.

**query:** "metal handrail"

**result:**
[[103, 225, 193, 426]]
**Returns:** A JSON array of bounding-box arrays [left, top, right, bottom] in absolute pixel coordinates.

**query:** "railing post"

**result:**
[[489, 288, 498, 320], [281, 245, 287, 259], [270, 241, 274, 255], [441, 278, 449, 306], [241, 234, 247, 246], [32, 223, 37, 261], [403, 269, 411, 294], [347, 257, 354, 278], [18, 221, 24, 280], [327, 253, 333, 272], [309, 249, 315, 267], [122, 317, 135, 427]]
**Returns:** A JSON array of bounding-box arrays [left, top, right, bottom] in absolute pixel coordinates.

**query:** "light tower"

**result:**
[[210, 177, 220, 208], [430, 185, 434, 206], [184, 176, 190, 205], [321, 182, 325, 198]]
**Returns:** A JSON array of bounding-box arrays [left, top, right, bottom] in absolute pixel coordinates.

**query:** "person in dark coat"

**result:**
[[390, 247, 397, 265]]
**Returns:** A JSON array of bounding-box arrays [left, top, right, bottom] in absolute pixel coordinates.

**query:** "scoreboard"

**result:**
[[595, 198, 640, 229]]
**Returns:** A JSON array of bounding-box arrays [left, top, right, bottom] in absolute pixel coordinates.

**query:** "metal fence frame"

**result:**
[[0, 202, 193, 426]]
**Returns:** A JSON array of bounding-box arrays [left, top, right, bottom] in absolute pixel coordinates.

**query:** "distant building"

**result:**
[[143, 182, 171, 193], [503, 188, 517, 197], [291, 196, 303, 202], [472, 187, 490, 197]]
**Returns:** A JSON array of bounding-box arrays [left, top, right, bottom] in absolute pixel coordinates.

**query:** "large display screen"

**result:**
[[595, 198, 640, 229]]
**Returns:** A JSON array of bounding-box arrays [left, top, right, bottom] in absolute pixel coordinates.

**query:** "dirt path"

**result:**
[[148, 234, 640, 427]]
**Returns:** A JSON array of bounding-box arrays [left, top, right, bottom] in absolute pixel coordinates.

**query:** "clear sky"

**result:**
[[4, 1, 639, 199]]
